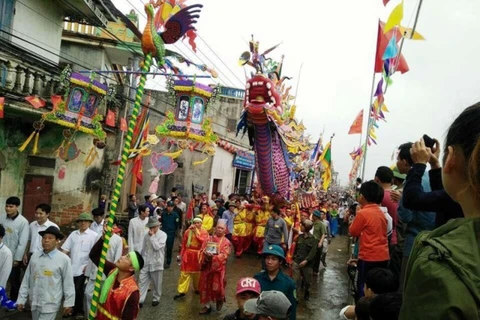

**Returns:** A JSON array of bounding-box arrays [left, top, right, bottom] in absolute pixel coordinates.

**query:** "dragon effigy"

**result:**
[[237, 36, 311, 202]]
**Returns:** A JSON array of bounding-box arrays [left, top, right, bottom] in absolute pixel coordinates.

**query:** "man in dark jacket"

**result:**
[[161, 201, 179, 268], [292, 220, 318, 300]]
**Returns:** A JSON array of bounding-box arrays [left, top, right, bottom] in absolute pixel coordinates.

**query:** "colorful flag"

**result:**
[[375, 22, 409, 74], [105, 110, 115, 127], [0, 97, 4, 119], [319, 142, 332, 190], [384, 1, 404, 33], [120, 117, 127, 132], [25, 96, 46, 109], [348, 110, 363, 135], [383, 34, 399, 60]]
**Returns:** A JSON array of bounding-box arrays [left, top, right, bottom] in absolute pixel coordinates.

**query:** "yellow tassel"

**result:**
[[163, 149, 183, 159], [193, 156, 209, 166], [32, 131, 40, 155], [18, 131, 36, 152], [84, 147, 97, 167]]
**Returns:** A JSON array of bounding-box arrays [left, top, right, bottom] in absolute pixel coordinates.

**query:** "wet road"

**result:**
[[2, 236, 350, 320]]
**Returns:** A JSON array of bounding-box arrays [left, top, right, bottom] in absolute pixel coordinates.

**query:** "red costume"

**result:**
[[199, 234, 231, 305], [97, 273, 139, 320]]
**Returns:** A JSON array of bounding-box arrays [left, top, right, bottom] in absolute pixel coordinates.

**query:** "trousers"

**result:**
[[139, 269, 164, 303], [32, 310, 56, 320], [165, 233, 175, 265], [292, 261, 313, 291], [177, 271, 201, 294], [73, 275, 86, 315]]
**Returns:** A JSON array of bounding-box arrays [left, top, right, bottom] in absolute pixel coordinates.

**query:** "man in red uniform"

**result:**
[[174, 216, 209, 300], [89, 235, 144, 320], [198, 219, 231, 315]]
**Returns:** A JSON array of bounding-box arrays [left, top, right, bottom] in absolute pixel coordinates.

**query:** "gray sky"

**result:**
[[113, 0, 480, 185]]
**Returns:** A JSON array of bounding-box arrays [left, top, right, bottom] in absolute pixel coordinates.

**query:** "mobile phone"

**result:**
[[423, 134, 435, 149]]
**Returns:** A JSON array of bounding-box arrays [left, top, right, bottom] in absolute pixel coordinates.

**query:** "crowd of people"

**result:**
[[0, 103, 479, 320]]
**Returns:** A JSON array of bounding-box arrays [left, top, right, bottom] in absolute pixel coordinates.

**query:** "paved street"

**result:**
[[2, 236, 350, 320]]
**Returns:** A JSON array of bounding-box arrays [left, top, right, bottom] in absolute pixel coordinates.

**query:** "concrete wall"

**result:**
[[12, 0, 64, 63], [0, 116, 107, 226], [61, 42, 107, 71], [208, 146, 235, 198]]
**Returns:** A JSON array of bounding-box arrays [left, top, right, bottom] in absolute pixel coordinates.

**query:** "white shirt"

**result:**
[[177, 202, 187, 213], [128, 217, 149, 252], [0, 212, 29, 262], [61, 228, 98, 277], [141, 230, 167, 272], [338, 207, 346, 219], [17, 249, 75, 313], [85, 233, 123, 279], [380, 207, 393, 236], [29, 219, 59, 254], [0, 243, 13, 288], [90, 219, 104, 235]]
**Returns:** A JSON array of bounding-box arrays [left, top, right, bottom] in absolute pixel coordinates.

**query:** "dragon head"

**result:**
[[145, 3, 155, 17], [244, 74, 282, 125]]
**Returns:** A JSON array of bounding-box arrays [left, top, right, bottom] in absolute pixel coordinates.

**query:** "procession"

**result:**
[[0, 0, 479, 319]]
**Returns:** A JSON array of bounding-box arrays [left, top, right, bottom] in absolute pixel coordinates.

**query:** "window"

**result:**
[[28, 156, 56, 169], [0, 0, 15, 40], [235, 169, 250, 195]]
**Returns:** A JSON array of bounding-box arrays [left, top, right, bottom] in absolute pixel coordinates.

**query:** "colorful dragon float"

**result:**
[[237, 36, 312, 204]]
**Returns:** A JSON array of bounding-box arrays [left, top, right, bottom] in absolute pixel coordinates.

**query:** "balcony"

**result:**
[[0, 38, 62, 99], [219, 86, 245, 100]]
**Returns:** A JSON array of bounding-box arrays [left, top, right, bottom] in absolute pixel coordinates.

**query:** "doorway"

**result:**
[[23, 175, 53, 222]]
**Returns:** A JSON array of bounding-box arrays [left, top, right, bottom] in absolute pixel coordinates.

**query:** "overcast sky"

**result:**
[[113, 0, 480, 186]]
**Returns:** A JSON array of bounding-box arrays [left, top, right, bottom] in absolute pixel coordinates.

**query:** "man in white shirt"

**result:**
[[0, 196, 29, 300], [139, 217, 167, 307], [17, 226, 75, 320], [61, 213, 98, 318], [23, 203, 59, 264], [128, 205, 150, 252], [0, 224, 13, 288], [90, 208, 104, 235], [84, 219, 123, 315]]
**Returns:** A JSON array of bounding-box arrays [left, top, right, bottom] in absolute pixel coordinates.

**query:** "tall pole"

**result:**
[[360, 69, 377, 182], [88, 53, 152, 320]]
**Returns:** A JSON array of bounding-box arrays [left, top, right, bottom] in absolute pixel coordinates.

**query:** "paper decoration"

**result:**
[[150, 151, 178, 175], [374, 79, 384, 97], [398, 26, 425, 40], [375, 22, 409, 74], [105, 110, 115, 127], [382, 34, 399, 60], [25, 96, 46, 109], [384, 1, 404, 33], [120, 118, 127, 131]]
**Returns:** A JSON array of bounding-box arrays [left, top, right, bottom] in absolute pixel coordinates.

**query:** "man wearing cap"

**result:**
[[128, 205, 150, 253], [244, 290, 291, 320], [161, 201, 180, 268], [84, 219, 123, 315], [174, 216, 209, 300], [198, 220, 231, 314], [90, 207, 105, 235], [89, 233, 144, 319], [139, 217, 167, 307], [0, 224, 13, 289], [254, 244, 297, 320], [17, 226, 75, 320], [311, 209, 327, 276], [292, 220, 318, 301], [146, 194, 158, 216], [215, 198, 226, 219], [223, 277, 260, 320], [61, 212, 97, 318]]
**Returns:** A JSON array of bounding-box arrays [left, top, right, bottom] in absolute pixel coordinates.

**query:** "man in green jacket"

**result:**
[[292, 220, 318, 300], [312, 210, 327, 275]]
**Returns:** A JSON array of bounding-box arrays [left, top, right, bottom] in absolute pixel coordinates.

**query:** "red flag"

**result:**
[[132, 156, 143, 186], [383, 0, 390, 5], [25, 96, 46, 109], [120, 117, 127, 132], [50, 95, 63, 109], [105, 110, 115, 127], [348, 110, 363, 135], [375, 21, 409, 74], [0, 97, 4, 119]]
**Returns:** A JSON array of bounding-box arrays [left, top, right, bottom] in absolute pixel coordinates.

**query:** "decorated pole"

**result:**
[[88, 53, 152, 320]]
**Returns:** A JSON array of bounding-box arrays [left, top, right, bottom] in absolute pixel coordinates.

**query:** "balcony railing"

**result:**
[[219, 86, 245, 100]]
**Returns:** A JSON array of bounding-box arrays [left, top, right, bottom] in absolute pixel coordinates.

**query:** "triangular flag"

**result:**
[[105, 109, 115, 127], [348, 110, 363, 135], [384, 59, 391, 76], [383, 0, 390, 5], [383, 34, 398, 60], [381, 103, 389, 112], [50, 95, 63, 110], [0, 97, 4, 119], [25, 96, 46, 109], [375, 21, 409, 74], [398, 26, 425, 40], [384, 1, 404, 33], [120, 117, 127, 132], [374, 79, 384, 96]]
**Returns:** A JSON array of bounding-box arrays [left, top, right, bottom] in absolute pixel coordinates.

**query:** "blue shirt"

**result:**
[[254, 270, 297, 320], [398, 171, 436, 257], [161, 210, 179, 234], [222, 210, 235, 235]]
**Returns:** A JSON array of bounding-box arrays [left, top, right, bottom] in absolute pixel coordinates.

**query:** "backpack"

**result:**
[[400, 218, 480, 320]]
